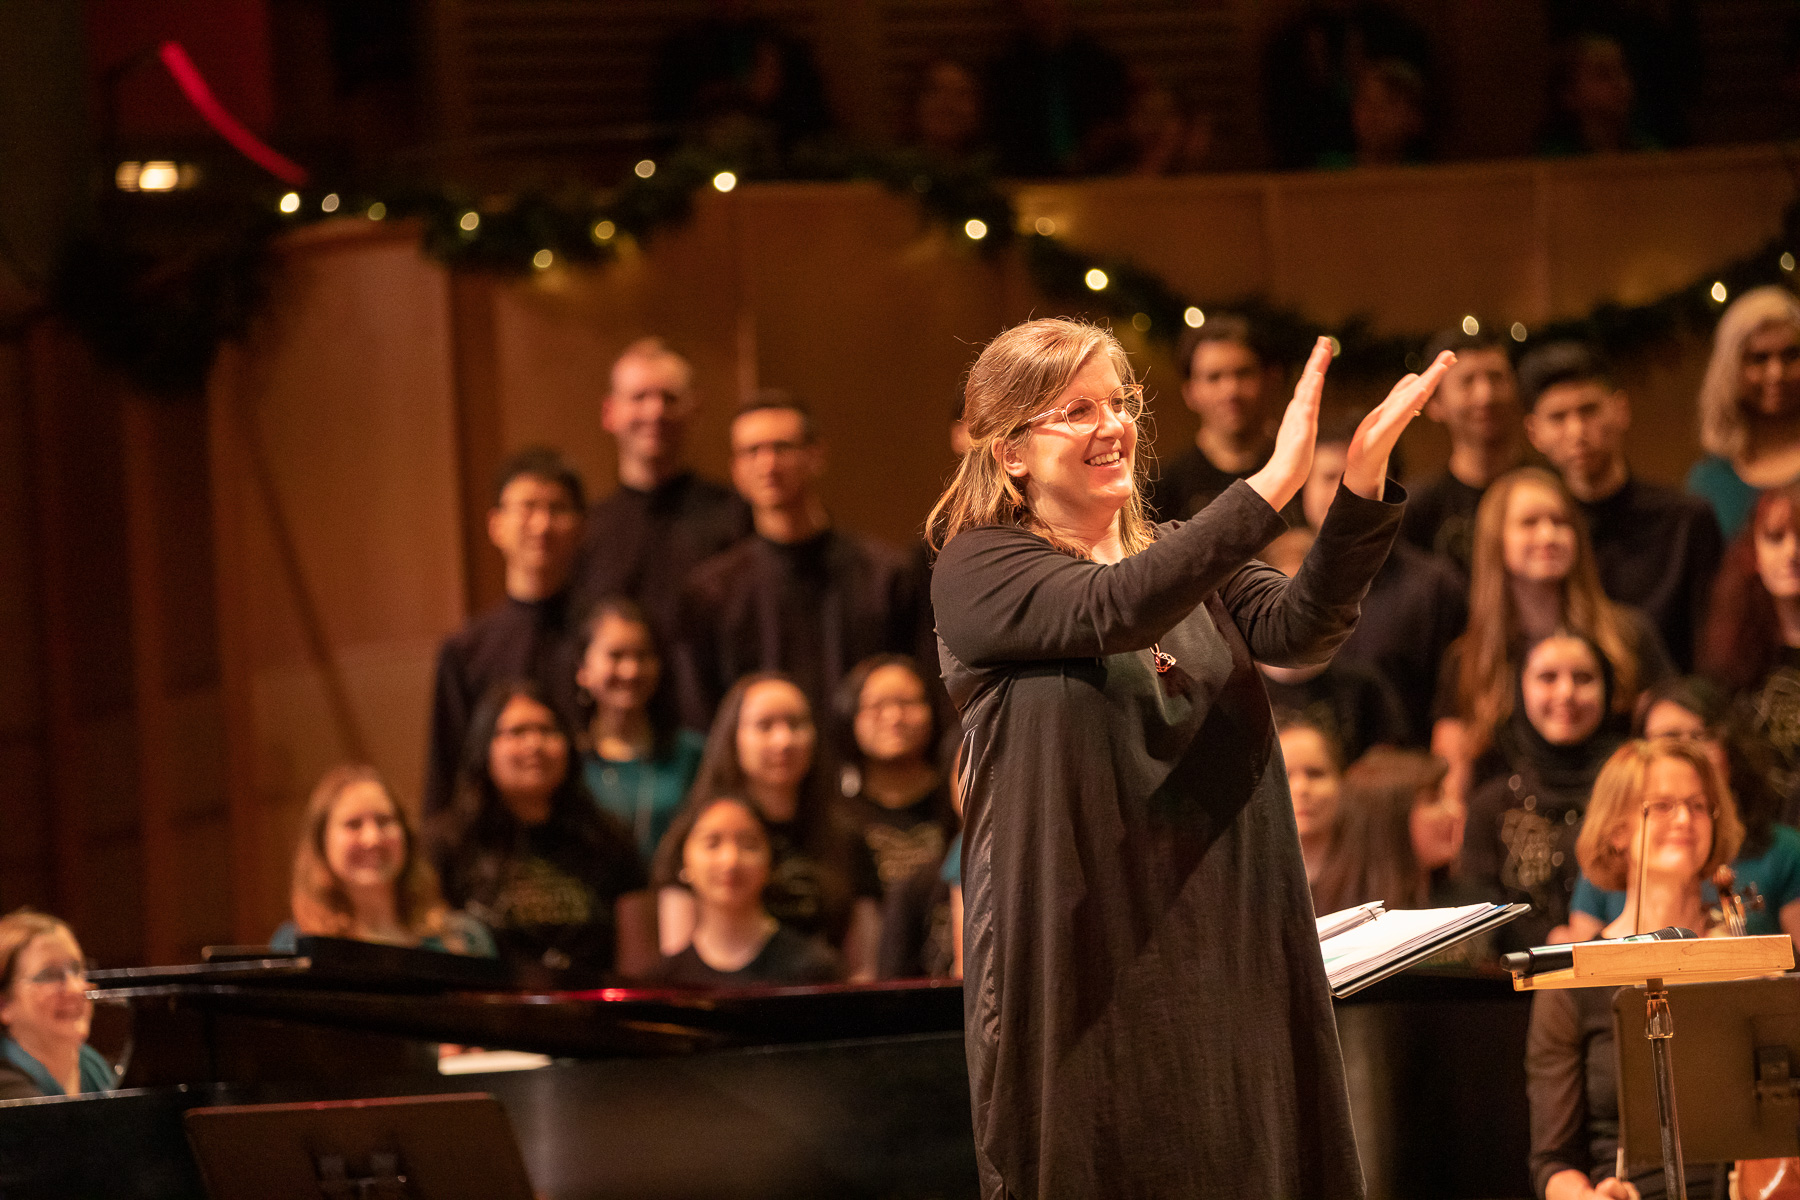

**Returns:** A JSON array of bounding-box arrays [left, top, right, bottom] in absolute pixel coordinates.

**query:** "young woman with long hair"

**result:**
[[651, 672, 882, 979], [1277, 709, 1345, 887], [427, 680, 657, 983], [276, 764, 493, 956], [1311, 747, 1466, 914], [1529, 739, 1743, 1200], [1686, 285, 1800, 538], [575, 596, 707, 867], [648, 795, 843, 987], [929, 313, 1452, 1198], [1433, 466, 1670, 794]]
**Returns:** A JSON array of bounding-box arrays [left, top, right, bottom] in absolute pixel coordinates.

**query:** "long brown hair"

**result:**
[[926, 317, 1156, 558], [1451, 467, 1638, 753], [1576, 738, 1743, 894], [291, 765, 451, 944], [1312, 748, 1449, 912], [1699, 482, 1800, 694]]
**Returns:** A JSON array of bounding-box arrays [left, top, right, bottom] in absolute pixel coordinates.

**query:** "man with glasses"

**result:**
[[1149, 315, 1300, 525], [672, 393, 925, 730], [571, 339, 750, 646], [424, 447, 588, 817]]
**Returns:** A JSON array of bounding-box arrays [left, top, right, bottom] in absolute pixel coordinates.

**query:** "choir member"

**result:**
[[1699, 481, 1800, 785], [672, 393, 924, 729], [428, 681, 657, 984], [1687, 286, 1800, 538], [648, 795, 843, 988], [1434, 467, 1672, 801], [569, 338, 749, 645], [273, 765, 494, 956], [0, 911, 115, 1100], [929, 314, 1451, 1197], [832, 654, 957, 899], [1312, 747, 1469, 913], [1461, 633, 1621, 950], [1147, 314, 1295, 523], [1530, 739, 1741, 1200], [1302, 420, 1467, 745], [1567, 677, 1800, 944], [1520, 340, 1722, 670], [1401, 325, 1528, 576], [423, 448, 587, 819], [651, 673, 883, 979], [575, 596, 707, 867], [1278, 710, 1345, 887]]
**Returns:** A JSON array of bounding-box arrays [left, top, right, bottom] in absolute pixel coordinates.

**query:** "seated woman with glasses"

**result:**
[[272, 765, 496, 957], [832, 655, 958, 903], [428, 680, 657, 984], [1528, 738, 1742, 1200], [0, 909, 115, 1100]]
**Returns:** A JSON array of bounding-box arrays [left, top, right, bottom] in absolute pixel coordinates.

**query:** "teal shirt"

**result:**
[[269, 910, 498, 957], [1686, 454, 1759, 541], [1571, 822, 1800, 936], [582, 727, 707, 866], [1, 1037, 115, 1097]]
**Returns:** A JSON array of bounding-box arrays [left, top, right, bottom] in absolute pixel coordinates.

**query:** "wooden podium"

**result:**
[[1510, 935, 1795, 1200]]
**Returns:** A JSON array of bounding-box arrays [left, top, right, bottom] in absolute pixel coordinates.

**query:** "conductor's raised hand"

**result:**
[[1246, 337, 1333, 513], [1341, 350, 1457, 501]]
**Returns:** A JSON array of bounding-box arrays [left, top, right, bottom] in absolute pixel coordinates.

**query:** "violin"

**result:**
[[1718, 866, 1798, 1199]]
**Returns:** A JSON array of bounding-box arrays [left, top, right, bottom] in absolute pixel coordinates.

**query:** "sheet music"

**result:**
[[1320, 902, 1508, 991]]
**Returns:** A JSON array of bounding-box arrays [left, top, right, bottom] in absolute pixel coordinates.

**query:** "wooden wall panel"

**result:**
[[210, 226, 465, 941]]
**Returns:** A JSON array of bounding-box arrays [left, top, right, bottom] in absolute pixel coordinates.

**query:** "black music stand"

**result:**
[[185, 1092, 536, 1200], [1614, 976, 1800, 1179]]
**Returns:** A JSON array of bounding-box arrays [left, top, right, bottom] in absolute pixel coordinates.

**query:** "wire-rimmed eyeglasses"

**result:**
[[1021, 385, 1146, 438]]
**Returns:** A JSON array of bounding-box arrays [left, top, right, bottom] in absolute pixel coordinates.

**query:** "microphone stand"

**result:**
[[1635, 799, 1688, 1200]]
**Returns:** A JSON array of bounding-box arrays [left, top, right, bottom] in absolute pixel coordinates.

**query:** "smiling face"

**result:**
[[1427, 347, 1520, 449], [487, 694, 569, 824], [683, 800, 773, 913], [1755, 499, 1800, 601], [603, 351, 694, 475], [1182, 339, 1267, 439], [854, 663, 933, 765], [735, 679, 816, 820], [1280, 726, 1341, 838], [1001, 352, 1138, 538], [731, 407, 821, 514], [577, 612, 660, 717], [0, 930, 92, 1053], [487, 475, 583, 588], [1501, 480, 1577, 584], [1621, 757, 1714, 884], [322, 780, 406, 895], [1520, 635, 1606, 746], [1739, 321, 1800, 420]]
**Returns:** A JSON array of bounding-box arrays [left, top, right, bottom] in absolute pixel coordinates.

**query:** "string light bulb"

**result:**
[[635, 159, 656, 179], [1711, 281, 1728, 303], [1460, 315, 1480, 336], [1184, 307, 1205, 328], [1085, 268, 1108, 291], [591, 220, 616, 243], [320, 193, 340, 213], [278, 192, 300, 214], [1783, 253, 1796, 273], [712, 171, 737, 192], [532, 249, 554, 270], [964, 218, 988, 240], [1510, 322, 1528, 342], [1131, 313, 1151, 332], [366, 202, 386, 220], [459, 211, 480, 233], [1034, 217, 1056, 236]]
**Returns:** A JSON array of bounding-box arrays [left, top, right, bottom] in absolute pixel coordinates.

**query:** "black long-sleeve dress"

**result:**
[[932, 480, 1403, 1200]]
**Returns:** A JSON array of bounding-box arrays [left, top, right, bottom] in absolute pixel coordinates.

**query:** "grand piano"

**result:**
[[0, 938, 1534, 1200]]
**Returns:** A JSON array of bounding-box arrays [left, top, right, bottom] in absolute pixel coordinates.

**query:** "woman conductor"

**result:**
[[928, 318, 1452, 1199]]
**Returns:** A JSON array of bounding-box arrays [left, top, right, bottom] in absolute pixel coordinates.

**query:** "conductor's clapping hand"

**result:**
[[1247, 337, 1457, 511]]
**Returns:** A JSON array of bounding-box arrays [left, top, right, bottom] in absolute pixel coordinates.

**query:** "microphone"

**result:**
[[1502, 926, 1698, 976]]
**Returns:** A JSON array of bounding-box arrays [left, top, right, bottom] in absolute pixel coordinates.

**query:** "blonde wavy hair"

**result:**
[[291, 765, 454, 945], [927, 317, 1156, 559], [1698, 285, 1800, 460], [1576, 738, 1742, 894], [1450, 467, 1639, 754]]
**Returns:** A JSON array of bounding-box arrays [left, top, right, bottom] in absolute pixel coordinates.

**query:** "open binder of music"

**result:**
[[1317, 901, 1530, 998]]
